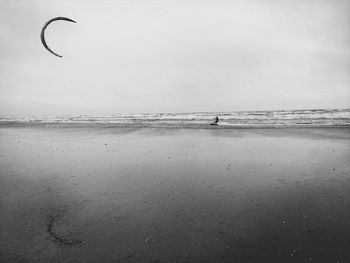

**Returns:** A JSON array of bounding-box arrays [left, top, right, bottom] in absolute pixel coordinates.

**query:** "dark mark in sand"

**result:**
[[47, 215, 84, 248]]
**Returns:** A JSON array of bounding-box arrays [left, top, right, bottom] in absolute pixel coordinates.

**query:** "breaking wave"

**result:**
[[1, 109, 349, 128]]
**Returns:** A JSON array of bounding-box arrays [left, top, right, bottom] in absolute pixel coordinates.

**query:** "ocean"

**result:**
[[1, 108, 349, 128]]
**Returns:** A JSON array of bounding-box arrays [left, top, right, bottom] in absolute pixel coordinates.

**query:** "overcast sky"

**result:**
[[0, 0, 349, 115]]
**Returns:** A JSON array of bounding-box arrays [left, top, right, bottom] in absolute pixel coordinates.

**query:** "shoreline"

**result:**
[[1, 122, 349, 129]]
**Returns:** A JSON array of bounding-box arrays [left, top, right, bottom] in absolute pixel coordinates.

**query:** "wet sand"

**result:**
[[0, 126, 349, 263]]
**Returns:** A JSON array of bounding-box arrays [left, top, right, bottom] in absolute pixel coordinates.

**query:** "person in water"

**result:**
[[210, 116, 219, 125]]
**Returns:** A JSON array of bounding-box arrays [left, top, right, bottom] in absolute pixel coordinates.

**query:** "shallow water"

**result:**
[[1, 108, 349, 127]]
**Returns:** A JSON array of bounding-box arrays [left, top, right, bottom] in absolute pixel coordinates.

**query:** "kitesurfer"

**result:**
[[210, 116, 219, 126]]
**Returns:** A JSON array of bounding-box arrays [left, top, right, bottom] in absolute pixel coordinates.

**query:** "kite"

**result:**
[[40, 17, 77, 58]]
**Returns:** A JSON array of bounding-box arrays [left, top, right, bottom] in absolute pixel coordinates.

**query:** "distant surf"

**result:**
[[1, 108, 349, 128]]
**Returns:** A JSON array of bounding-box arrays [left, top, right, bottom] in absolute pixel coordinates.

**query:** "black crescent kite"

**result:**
[[40, 17, 77, 58]]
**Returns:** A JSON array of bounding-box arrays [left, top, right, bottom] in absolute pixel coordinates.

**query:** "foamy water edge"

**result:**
[[1, 109, 349, 128]]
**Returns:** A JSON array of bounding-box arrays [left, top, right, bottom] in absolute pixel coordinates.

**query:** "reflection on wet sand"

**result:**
[[0, 127, 349, 262]]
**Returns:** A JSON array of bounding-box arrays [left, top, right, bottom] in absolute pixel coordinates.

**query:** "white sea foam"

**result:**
[[1, 109, 349, 127]]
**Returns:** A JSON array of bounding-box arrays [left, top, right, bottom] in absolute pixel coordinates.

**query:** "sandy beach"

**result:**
[[0, 126, 349, 263]]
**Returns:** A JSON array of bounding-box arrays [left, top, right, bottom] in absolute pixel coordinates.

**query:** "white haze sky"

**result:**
[[0, 0, 349, 115]]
